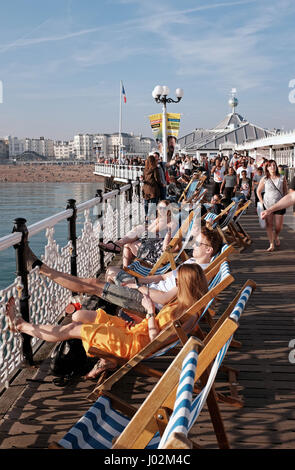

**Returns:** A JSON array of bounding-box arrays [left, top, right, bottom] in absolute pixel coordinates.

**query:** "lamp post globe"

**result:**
[[152, 85, 183, 163]]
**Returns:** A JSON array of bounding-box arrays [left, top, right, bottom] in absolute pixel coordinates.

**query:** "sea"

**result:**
[[0, 181, 104, 291]]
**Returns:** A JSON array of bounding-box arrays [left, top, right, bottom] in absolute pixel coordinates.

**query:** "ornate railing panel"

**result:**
[[0, 181, 144, 391]]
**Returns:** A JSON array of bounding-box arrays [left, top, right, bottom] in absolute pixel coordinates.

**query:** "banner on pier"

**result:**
[[148, 113, 181, 142]]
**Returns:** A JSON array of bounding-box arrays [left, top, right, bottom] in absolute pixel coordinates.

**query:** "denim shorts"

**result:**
[[100, 282, 145, 314]]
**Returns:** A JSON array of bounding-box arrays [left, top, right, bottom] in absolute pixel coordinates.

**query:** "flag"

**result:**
[[121, 82, 127, 103]]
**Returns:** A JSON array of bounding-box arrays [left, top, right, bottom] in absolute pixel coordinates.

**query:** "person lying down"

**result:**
[[5, 263, 208, 380]]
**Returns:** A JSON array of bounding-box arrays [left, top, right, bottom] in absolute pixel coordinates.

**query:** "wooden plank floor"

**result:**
[[0, 202, 295, 449]]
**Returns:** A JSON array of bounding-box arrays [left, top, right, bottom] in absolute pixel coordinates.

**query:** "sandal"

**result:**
[[98, 241, 121, 254], [83, 358, 117, 381]]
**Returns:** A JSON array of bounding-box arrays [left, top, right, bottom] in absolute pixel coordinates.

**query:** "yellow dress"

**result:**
[[80, 301, 178, 360]]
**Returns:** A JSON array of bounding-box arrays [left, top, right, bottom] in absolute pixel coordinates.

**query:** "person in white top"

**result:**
[[211, 157, 225, 195], [261, 190, 295, 218], [236, 162, 252, 181], [257, 159, 288, 252]]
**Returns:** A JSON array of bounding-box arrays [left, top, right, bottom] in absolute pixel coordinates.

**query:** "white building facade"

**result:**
[[54, 140, 75, 160]]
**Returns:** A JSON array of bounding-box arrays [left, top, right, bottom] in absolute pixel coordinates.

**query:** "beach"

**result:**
[[0, 163, 104, 183]]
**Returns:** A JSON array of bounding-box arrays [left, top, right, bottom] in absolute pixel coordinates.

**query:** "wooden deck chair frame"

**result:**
[[86, 259, 235, 402], [50, 281, 255, 450], [123, 209, 196, 278], [112, 280, 256, 450], [178, 174, 206, 203], [226, 200, 252, 251]]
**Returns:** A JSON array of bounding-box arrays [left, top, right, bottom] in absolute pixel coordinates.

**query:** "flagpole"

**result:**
[[119, 80, 122, 160]]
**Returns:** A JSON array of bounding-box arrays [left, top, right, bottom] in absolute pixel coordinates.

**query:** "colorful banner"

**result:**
[[148, 113, 181, 142], [167, 113, 181, 138], [149, 113, 163, 141]]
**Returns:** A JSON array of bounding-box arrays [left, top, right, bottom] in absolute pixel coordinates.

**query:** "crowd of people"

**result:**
[[5, 148, 295, 384]]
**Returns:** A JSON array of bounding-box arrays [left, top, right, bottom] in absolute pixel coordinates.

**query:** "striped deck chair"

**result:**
[[159, 281, 255, 449], [186, 186, 208, 206], [203, 200, 236, 227], [226, 200, 252, 251], [50, 281, 255, 450], [123, 209, 198, 278], [178, 174, 206, 203], [87, 258, 235, 403]]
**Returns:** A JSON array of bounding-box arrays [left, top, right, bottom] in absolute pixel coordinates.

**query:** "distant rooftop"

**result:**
[[178, 90, 275, 152]]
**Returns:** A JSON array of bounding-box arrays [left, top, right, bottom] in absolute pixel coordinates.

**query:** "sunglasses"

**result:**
[[194, 240, 211, 248]]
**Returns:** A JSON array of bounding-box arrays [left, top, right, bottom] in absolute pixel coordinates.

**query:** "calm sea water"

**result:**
[[0, 182, 104, 290]]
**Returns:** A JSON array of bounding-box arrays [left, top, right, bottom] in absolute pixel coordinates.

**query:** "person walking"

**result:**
[[211, 157, 225, 196], [220, 167, 237, 205], [142, 154, 162, 220], [257, 159, 288, 252]]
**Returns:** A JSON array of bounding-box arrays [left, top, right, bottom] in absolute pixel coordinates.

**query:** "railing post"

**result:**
[[66, 199, 77, 290], [127, 179, 133, 231], [136, 176, 142, 223], [12, 218, 34, 365], [95, 189, 105, 275]]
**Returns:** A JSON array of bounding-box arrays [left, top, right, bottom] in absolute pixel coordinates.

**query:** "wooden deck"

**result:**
[[0, 203, 295, 450]]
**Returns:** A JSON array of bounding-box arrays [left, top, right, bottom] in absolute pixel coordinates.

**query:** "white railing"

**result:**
[[0, 181, 144, 391], [94, 163, 144, 181]]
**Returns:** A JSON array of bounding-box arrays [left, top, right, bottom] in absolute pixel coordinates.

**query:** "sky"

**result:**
[[0, 0, 295, 141]]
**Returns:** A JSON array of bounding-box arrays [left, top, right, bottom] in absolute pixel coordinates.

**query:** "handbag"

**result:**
[[257, 202, 266, 229]]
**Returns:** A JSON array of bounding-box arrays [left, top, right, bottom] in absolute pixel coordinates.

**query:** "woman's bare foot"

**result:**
[[266, 244, 275, 252], [83, 358, 117, 380], [274, 237, 280, 247], [5, 297, 23, 332]]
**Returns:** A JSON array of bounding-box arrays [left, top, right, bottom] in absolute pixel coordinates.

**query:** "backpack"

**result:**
[[50, 339, 96, 386]]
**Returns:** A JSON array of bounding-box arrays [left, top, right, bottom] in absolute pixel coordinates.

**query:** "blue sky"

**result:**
[[0, 0, 295, 140]]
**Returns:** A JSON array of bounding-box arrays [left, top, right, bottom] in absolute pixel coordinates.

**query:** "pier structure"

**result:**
[[235, 130, 295, 175], [0, 197, 295, 449], [94, 162, 144, 183], [0, 180, 144, 393]]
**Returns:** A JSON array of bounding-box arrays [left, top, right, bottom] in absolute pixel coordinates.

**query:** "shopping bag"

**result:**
[[257, 202, 266, 229]]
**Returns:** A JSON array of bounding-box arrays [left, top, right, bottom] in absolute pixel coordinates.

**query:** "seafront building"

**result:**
[[2, 132, 154, 161], [0, 139, 9, 160]]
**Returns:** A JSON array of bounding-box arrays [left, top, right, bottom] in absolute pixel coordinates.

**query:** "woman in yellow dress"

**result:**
[[5, 263, 208, 378]]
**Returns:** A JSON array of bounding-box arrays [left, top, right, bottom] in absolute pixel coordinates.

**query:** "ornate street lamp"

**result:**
[[152, 85, 183, 162]]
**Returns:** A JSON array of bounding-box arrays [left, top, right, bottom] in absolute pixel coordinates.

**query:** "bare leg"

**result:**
[[6, 297, 82, 342], [40, 263, 104, 297], [265, 214, 275, 251], [274, 214, 284, 246], [122, 240, 141, 268], [105, 265, 121, 283], [6, 298, 117, 379], [72, 309, 98, 324]]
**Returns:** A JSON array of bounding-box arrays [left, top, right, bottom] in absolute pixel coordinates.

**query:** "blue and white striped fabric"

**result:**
[[185, 180, 198, 199], [58, 394, 160, 449], [126, 259, 171, 277], [204, 211, 218, 223], [158, 349, 198, 447], [204, 201, 239, 230], [200, 259, 231, 319], [126, 210, 199, 277], [219, 201, 239, 229], [158, 283, 253, 449]]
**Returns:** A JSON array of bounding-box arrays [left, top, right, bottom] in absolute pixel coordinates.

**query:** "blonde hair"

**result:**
[[170, 263, 208, 320]]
